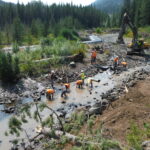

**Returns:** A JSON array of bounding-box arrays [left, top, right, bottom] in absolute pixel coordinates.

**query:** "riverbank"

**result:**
[[0, 33, 150, 149]]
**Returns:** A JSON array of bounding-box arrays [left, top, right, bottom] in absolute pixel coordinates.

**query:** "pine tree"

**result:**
[[140, 0, 150, 26], [12, 17, 24, 44]]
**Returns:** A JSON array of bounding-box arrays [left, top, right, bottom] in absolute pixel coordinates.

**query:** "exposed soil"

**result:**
[[91, 77, 150, 147]]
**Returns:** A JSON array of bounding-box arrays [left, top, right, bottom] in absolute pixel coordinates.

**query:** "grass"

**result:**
[[12, 37, 86, 76], [126, 122, 150, 150], [62, 112, 122, 150], [124, 26, 150, 43], [16, 37, 86, 62]]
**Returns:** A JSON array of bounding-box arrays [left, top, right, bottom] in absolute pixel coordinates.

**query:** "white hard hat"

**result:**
[[51, 70, 55, 73]]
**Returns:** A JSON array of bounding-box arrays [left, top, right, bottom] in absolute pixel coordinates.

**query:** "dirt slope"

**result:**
[[93, 76, 150, 146]]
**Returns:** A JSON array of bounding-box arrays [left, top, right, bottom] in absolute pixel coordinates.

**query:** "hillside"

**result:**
[[92, 0, 124, 13], [0, 0, 5, 5]]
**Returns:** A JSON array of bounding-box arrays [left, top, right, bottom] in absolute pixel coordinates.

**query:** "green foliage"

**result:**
[[87, 120, 94, 129], [0, 1, 108, 45], [64, 123, 73, 132], [95, 28, 102, 34], [0, 51, 20, 82], [20, 104, 31, 118], [87, 119, 94, 134], [8, 116, 22, 136], [21, 114, 28, 123], [41, 37, 53, 48], [72, 147, 82, 150], [101, 139, 120, 150], [12, 42, 19, 53], [127, 122, 150, 150], [12, 17, 24, 44], [16, 39, 86, 76], [72, 112, 86, 126], [42, 117, 54, 129], [60, 28, 79, 40]]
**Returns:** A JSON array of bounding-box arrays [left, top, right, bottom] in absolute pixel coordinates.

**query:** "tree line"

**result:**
[[107, 0, 150, 28], [0, 1, 108, 45]]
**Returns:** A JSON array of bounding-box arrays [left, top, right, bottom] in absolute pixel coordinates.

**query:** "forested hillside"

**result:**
[[92, 0, 123, 13], [0, 0, 108, 45], [92, 0, 150, 28], [123, 0, 150, 27]]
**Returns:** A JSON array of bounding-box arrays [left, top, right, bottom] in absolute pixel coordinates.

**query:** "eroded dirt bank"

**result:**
[[93, 77, 150, 146]]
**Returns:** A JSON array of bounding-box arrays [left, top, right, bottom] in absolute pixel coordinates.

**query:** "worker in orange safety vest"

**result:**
[[91, 49, 97, 64], [46, 89, 55, 100], [76, 80, 83, 89]]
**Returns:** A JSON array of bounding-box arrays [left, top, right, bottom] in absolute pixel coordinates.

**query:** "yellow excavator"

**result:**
[[117, 12, 150, 55]]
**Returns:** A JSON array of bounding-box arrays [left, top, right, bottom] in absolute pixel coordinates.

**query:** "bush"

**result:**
[[0, 52, 20, 82], [40, 37, 53, 47], [12, 42, 19, 53], [60, 28, 79, 40], [95, 27, 102, 34]]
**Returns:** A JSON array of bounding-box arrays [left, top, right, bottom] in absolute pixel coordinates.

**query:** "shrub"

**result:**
[[12, 42, 19, 53], [95, 27, 102, 34], [60, 28, 79, 40], [0, 52, 20, 82], [40, 37, 53, 47]]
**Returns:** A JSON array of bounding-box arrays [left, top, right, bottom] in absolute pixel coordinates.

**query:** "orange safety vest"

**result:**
[[91, 51, 97, 58], [76, 80, 83, 85], [64, 83, 70, 88], [121, 62, 127, 66], [47, 89, 55, 94], [114, 57, 119, 62]]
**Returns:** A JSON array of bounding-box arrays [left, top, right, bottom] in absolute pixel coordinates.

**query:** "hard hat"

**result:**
[[81, 70, 84, 73], [51, 70, 55, 73]]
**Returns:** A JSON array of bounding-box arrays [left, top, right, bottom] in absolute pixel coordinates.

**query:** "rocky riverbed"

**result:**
[[0, 33, 150, 149]]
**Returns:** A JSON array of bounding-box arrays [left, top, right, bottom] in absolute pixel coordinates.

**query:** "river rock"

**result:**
[[88, 106, 102, 116], [2, 107, 15, 113], [92, 102, 101, 108], [142, 141, 150, 150], [69, 61, 76, 68]]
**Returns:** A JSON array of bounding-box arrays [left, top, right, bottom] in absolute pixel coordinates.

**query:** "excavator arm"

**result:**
[[117, 12, 138, 44]]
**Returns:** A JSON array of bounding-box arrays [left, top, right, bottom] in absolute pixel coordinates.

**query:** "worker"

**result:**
[[61, 84, 68, 98], [87, 77, 100, 88], [121, 61, 128, 71], [46, 89, 55, 100], [114, 56, 119, 70], [49, 70, 56, 89], [121, 61, 127, 70], [76, 80, 83, 89], [80, 70, 86, 84], [91, 49, 97, 64], [64, 83, 70, 92]]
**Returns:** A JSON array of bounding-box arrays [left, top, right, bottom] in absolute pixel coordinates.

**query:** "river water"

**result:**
[[0, 69, 114, 150]]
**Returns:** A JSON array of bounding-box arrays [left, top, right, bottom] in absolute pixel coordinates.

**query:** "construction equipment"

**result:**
[[117, 12, 150, 55]]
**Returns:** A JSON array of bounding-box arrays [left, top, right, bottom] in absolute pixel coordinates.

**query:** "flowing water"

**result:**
[[0, 69, 115, 150]]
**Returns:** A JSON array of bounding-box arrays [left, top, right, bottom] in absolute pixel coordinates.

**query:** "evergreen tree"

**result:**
[[140, 0, 150, 26], [12, 17, 24, 44]]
